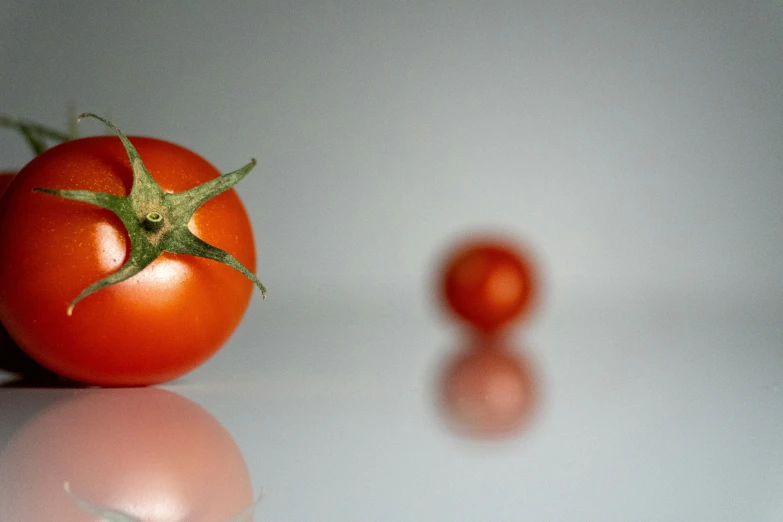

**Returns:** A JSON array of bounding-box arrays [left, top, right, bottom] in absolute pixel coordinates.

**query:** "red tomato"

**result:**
[[0, 137, 257, 386], [0, 171, 54, 381], [0, 172, 13, 196], [440, 237, 537, 332], [438, 336, 539, 438], [0, 388, 255, 521]]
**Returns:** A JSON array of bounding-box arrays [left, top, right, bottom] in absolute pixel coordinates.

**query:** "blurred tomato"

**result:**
[[0, 388, 255, 521], [440, 236, 537, 332], [438, 336, 539, 438]]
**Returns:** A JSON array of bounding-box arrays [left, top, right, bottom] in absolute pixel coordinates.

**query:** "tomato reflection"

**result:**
[[438, 335, 540, 439], [0, 388, 256, 521]]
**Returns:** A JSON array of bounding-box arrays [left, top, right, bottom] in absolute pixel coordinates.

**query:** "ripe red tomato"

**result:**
[[440, 237, 537, 332], [438, 336, 539, 438], [0, 388, 255, 521], [0, 172, 13, 196], [0, 136, 257, 386]]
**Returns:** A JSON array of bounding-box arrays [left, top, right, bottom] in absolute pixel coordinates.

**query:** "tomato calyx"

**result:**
[[34, 113, 266, 316]]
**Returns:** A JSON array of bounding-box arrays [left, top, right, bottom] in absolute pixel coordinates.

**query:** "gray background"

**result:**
[[1, 1, 782, 520]]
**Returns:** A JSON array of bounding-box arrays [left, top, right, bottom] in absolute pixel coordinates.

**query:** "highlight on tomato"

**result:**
[[0, 388, 259, 522], [437, 335, 539, 439], [439, 235, 538, 332], [0, 113, 266, 386]]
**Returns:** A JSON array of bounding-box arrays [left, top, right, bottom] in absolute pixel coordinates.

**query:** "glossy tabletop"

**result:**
[[2, 288, 782, 520]]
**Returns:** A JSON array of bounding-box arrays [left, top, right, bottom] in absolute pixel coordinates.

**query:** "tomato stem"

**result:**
[[142, 212, 164, 232], [0, 113, 79, 156]]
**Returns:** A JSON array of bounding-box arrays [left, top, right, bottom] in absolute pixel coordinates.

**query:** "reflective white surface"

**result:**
[[3, 289, 780, 521]]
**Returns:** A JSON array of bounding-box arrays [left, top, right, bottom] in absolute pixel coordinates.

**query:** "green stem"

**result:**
[[0, 115, 74, 142], [142, 211, 164, 232], [0, 114, 78, 156]]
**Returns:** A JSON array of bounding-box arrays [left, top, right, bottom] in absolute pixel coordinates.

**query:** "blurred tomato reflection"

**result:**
[[438, 335, 540, 439], [0, 388, 255, 522]]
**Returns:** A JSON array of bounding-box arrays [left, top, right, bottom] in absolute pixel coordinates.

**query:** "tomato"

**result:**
[[0, 388, 255, 521], [0, 172, 13, 196], [0, 135, 258, 386], [438, 336, 539, 438], [1, 171, 60, 385], [440, 237, 537, 332]]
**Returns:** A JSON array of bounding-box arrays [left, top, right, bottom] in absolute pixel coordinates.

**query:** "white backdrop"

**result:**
[[2, 1, 781, 307]]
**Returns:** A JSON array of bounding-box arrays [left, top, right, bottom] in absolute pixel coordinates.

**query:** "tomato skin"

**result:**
[[0, 388, 254, 521], [440, 238, 537, 332], [0, 172, 13, 196], [0, 137, 257, 386]]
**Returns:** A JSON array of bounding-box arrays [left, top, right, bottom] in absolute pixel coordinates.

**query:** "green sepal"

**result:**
[[166, 158, 256, 223], [64, 241, 161, 317], [34, 113, 266, 315], [80, 114, 165, 203], [160, 226, 266, 297], [33, 188, 126, 211]]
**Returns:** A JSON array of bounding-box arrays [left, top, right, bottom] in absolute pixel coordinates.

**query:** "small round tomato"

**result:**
[[440, 236, 537, 332], [0, 130, 260, 386], [438, 336, 539, 438], [0, 388, 255, 521]]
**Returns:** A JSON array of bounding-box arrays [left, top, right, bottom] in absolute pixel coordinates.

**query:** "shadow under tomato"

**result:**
[[0, 324, 81, 388]]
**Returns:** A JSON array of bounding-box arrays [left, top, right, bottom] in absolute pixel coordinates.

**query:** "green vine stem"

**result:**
[[0, 110, 79, 156], [35, 113, 266, 316]]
